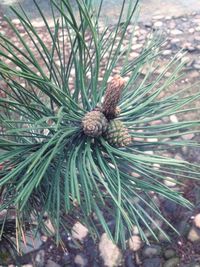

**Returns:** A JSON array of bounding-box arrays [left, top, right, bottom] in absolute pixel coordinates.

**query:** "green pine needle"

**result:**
[[0, 0, 199, 249]]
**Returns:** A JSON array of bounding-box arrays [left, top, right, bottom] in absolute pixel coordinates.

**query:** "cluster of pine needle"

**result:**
[[0, 0, 199, 251]]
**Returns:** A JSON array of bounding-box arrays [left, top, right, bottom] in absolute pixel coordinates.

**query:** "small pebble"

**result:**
[[164, 249, 176, 259], [128, 235, 142, 252], [152, 15, 164, 20], [164, 177, 177, 187], [170, 29, 183, 35], [162, 50, 171, 56], [163, 257, 180, 267], [182, 133, 194, 140], [143, 257, 162, 267], [74, 254, 88, 267], [194, 214, 200, 229], [45, 260, 61, 267], [188, 227, 200, 242], [170, 115, 178, 123], [71, 222, 89, 242], [193, 63, 200, 70], [125, 254, 137, 267], [142, 244, 162, 258], [99, 233, 122, 267], [154, 21, 163, 28], [131, 43, 143, 51]]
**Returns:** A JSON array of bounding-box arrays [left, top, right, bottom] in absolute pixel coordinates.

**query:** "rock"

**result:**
[[74, 254, 88, 267], [164, 177, 177, 187], [187, 46, 196, 52], [143, 257, 162, 267], [193, 63, 200, 70], [176, 218, 191, 237], [131, 43, 143, 51], [194, 214, 200, 228], [45, 260, 61, 267], [170, 38, 180, 44], [162, 50, 172, 56], [165, 16, 172, 20], [154, 21, 163, 28], [62, 252, 71, 265], [130, 52, 139, 59], [147, 138, 158, 143], [170, 115, 178, 123], [12, 19, 20, 24], [181, 56, 193, 66], [128, 235, 142, 252], [188, 227, 200, 242], [188, 28, 195, 33], [71, 222, 89, 242], [35, 250, 45, 267], [163, 257, 180, 267], [189, 264, 200, 267], [142, 244, 162, 258], [144, 21, 152, 28], [170, 29, 183, 35], [152, 15, 164, 20], [182, 133, 195, 140], [99, 233, 122, 267], [125, 254, 137, 267], [164, 249, 176, 259], [163, 199, 179, 215], [190, 70, 200, 78], [132, 226, 139, 235]]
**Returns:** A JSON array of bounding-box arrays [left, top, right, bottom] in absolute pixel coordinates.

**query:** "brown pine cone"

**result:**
[[82, 110, 108, 137], [102, 75, 125, 119]]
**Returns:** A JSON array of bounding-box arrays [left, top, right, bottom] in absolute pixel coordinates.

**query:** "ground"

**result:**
[[0, 2, 200, 267]]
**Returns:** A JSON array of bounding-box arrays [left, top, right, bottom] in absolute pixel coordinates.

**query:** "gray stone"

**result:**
[[143, 257, 162, 267], [164, 249, 176, 259], [142, 245, 162, 258], [74, 254, 88, 267], [45, 260, 61, 267], [154, 21, 163, 28], [188, 28, 195, 33], [35, 250, 45, 267], [163, 257, 180, 267], [193, 63, 200, 70], [170, 115, 178, 123], [170, 29, 183, 35], [125, 254, 137, 267], [170, 38, 180, 44], [152, 15, 164, 20], [162, 50, 172, 56], [163, 199, 179, 214], [130, 52, 140, 59], [131, 43, 143, 51], [188, 227, 200, 242]]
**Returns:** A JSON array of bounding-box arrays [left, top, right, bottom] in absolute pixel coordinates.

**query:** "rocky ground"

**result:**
[[0, 8, 200, 267]]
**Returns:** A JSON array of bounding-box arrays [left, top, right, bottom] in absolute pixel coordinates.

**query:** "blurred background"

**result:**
[[0, 0, 200, 22]]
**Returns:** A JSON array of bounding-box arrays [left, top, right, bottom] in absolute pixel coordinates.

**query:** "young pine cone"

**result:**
[[82, 110, 108, 137], [102, 75, 125, 119], [104, 119, 132, 147]]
